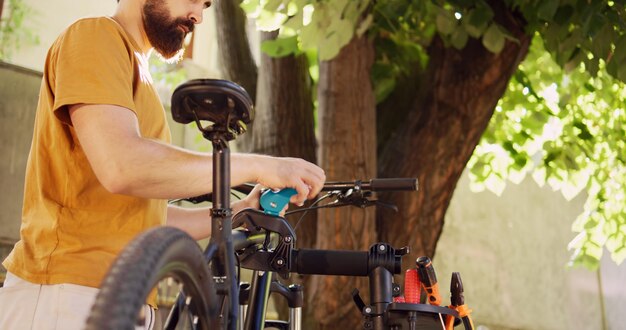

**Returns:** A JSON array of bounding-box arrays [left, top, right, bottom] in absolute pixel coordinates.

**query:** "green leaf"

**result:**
[[562, 150, 580, 170], [241, 0, 261, 15], [283, 10, 304, 30], [591, 24, 614, 60], [553, 5, 575, 25], [436, 10, 457, 35], [544, 150, 560, 165], [606, 56, 620, 79], [256, 9, 288, 31], [374, 77, 397, 103], [470, 159, 487, 178], [513, 154, 528, 170], [482, 23, 505, 54], [574, 121, 593, 140], [318, 17, 353, 61], [260, 35, 299, 57], [293, 0, 308, 8], [503, 141, 517, 155], [463, 10, 488, 38], [537, 0, 559, 21], [343, 0, 364, 22], [584, 219, 599, 230], [356, 14, 373, 37], [264, 0, 287, 12], [585, 57, 600, 77], [583, 12, 607, 38], [300, 22, 321, 50], [575, 252, 601, 270], [469, 4, 494, 27], [451, 28, 468, 49], [612, 246, 626, 265]]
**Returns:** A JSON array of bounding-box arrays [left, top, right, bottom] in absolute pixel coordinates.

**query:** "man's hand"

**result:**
[[232, 184, 289, 217], [232, 184, 263, 213], [250, 156, 325, 206]]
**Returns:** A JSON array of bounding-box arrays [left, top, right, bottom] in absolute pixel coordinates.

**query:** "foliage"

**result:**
[[149, 55, 189, 99], [469, 36, 626, 268], [516, 0, 626, 82], [241, 0, 373, 60], [148, 56, 213, 152], [370, 1, 433, 102], [239, 0, 626, 268], [0, 0, 39, 60]]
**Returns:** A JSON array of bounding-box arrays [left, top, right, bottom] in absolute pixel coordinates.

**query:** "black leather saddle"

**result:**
[[171, 79, 254, 139]]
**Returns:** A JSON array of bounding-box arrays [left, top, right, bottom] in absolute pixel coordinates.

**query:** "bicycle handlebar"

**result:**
[[174, 178, 418, 205], [322, 178, 418, 192], [292, 249, 370, 276]]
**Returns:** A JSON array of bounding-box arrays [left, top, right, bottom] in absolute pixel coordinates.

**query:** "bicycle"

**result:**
[[85, 79, 474, 330]]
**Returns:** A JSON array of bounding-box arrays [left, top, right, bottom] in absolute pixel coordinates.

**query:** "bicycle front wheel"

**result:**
[[86, 226, 219, 330]]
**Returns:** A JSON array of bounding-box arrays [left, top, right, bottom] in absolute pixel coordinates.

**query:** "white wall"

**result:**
[[11, 0, 222, 77], [10, 0, 116, 71], [435, 172, 626, 330]]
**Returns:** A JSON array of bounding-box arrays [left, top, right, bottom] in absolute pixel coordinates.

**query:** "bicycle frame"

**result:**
[[161, 78, 471, 330], [165, 133, 240, 330]]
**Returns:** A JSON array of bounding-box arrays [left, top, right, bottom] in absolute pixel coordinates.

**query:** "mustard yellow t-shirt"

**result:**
[[3, 17, 171, 289]]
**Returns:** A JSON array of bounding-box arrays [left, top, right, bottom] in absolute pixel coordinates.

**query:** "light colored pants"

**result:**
[[0, 272, 154, 330]]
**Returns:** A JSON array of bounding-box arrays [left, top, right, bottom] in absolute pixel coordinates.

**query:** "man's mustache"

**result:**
[[173, 18, 194, 34]]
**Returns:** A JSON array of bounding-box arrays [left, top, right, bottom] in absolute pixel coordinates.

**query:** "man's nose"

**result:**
[[188, 6, 203, 24]]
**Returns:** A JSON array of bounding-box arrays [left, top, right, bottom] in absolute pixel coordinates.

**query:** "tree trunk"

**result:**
[[214, 0, 257, 100], [377, 4, 532, 274], [213, 0, 258, 150], [253, 31, 317, 249], [308, 36, 377, 329]]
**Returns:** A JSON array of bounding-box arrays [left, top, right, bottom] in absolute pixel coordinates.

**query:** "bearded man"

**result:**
[[0, 0, 325, 329]]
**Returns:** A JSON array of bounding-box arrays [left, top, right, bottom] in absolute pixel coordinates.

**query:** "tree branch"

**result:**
[[377, 1, 532, 272]]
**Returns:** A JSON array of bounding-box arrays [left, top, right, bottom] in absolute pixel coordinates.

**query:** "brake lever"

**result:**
[[373, 200, 399, 212], [336, 190, 398, 212], [336, 189, 369, 207]]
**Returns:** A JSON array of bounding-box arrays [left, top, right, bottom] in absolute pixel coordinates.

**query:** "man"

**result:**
[[0, 0, 325, 329]]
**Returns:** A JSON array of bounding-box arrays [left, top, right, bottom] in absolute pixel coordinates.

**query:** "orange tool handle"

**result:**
[[404, 268, 421, 303], [416, 256, 441, 305]]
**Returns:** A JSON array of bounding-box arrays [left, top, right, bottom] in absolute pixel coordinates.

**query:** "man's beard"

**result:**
[[142, 0, 194, 61]]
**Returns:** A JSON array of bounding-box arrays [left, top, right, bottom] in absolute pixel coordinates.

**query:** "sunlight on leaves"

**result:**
[[469, 34, 626, 268], [241, 0, 371, 61]]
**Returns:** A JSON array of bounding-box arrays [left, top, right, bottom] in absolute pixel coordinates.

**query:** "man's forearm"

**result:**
[[104, 138, 261, 199], [70, 104, 324, 203], [166, 205, 212, 240], [166, 195, 256, 240]]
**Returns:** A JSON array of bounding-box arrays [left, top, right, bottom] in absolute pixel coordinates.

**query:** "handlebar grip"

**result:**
[[368, 178, 418, 191], [293, 249, 369, 276]]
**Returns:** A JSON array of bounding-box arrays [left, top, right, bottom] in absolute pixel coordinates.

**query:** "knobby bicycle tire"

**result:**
[[85, 226, 219, 330]]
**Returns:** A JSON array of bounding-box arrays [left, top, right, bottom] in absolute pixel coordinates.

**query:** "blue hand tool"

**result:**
[[259, 188, 297, 216]]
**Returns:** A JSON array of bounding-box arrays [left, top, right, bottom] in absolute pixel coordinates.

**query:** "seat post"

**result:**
[[209, 133, 239, 329]]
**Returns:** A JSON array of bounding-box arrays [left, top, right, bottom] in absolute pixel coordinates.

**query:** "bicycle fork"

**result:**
[[238, 271, 303, 330]]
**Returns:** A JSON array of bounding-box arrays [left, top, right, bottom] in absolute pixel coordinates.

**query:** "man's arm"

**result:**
[[166, 185, 262, 240], [69, 104, 325, 203]]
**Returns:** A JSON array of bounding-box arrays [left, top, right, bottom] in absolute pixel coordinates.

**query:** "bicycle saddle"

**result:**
[[171, 79, 254, 138]]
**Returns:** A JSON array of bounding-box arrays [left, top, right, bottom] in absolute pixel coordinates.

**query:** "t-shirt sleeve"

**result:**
[[52, 18, 137, 125]]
